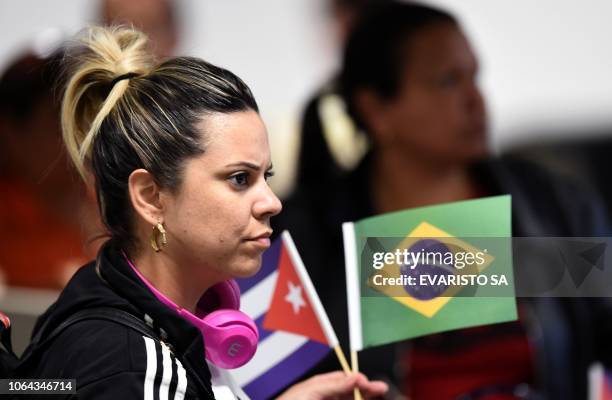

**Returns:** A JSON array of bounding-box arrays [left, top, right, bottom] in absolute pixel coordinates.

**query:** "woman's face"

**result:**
[[161, 110, 282, 282], [372, 22, 488, 164]]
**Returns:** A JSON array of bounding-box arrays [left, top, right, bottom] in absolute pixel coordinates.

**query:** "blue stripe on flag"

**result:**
[[237, 236, 282, 293], [254, 314, 274, 342], [242, 340, 330, 400]]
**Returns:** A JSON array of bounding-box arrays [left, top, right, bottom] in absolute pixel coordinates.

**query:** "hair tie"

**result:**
[[111, 72, 140, 86]]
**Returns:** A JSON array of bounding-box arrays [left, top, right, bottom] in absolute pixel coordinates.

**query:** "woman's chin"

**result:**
[[231, 256, 263, 279]]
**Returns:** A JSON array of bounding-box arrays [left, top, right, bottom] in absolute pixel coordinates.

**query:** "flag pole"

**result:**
[[351, 350, 363, 400], [337, 346, 363, 400], [333, 345, 351, 373], [342, 223, 364, 400]]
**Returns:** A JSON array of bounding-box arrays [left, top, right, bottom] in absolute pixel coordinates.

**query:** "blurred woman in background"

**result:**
[[275, 2, 611, 399]]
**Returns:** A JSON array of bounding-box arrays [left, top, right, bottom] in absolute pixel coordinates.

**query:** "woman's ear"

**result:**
[[128, 169, 163, 225], [353, 89, 395, 146]]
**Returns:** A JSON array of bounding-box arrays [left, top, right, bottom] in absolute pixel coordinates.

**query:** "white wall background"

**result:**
[[2, 0, 611, 195], [427, 0, 612, 147]]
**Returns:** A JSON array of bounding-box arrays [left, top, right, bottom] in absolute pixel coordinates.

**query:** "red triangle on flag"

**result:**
[[263, 243, 328, 345]]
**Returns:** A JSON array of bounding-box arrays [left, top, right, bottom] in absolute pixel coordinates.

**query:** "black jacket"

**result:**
[[272, 154, 612, 399], [17, 242, 216, 399]]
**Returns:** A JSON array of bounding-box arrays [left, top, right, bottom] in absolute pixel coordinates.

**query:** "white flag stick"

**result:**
[[342, 223, 364, 400], [342, 223, 363, 353]]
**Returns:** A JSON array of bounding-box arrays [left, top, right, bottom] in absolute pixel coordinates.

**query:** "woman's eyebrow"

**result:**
[[224, 161, 274, 171]]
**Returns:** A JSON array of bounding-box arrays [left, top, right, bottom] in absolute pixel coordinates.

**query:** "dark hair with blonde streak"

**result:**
[[62, 26, 258, 252]]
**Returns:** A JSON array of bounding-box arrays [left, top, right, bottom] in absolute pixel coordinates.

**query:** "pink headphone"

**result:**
[[126, 257, 258, 369]]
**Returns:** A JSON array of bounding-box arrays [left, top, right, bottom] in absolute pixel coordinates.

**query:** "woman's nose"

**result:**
[[253, 183, 283, 219], [465, 80, 486, 115]]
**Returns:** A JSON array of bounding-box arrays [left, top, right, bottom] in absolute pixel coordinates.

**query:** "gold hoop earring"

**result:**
[[150, 222, 167, 252]]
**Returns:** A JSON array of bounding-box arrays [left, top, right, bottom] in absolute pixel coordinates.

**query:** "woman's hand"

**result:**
[[276, 371, 389, 400]]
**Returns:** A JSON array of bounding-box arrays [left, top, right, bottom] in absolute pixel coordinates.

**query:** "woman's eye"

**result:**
[[264, 170, 275, 181], [229, 172, 249, 187], [439, 71, 460, 88]]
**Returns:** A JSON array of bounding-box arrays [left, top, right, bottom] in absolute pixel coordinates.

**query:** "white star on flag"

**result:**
[[285, 281, 306, 315]]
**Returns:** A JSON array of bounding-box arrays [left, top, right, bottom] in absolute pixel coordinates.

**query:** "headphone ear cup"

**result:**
[[197, 280, 241, 314], [216, 280, 241, 309], [201, 309, 258, 369]]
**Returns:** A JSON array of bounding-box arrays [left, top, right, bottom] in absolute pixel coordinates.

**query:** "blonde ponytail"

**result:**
[[61, 26, 154, 179]]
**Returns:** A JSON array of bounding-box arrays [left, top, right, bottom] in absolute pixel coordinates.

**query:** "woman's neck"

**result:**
[[132, 250, 210, 314], [370, 148, 478, 213]]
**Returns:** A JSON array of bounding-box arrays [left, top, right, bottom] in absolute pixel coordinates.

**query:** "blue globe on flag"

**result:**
[[400, 239, 456, 300]]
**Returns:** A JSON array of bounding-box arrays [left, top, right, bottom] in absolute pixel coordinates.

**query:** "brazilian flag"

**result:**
[[343, 195, 517, 351]]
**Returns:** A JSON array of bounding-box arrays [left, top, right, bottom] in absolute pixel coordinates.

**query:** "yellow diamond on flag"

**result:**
[[368, 222, 494, 318]]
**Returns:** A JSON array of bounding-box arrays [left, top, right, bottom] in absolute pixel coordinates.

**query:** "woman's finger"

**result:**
[[355, 373, 389, 398]]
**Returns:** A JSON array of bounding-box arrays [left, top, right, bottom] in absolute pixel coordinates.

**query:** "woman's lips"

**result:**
[[245, 231, 272, 249], [249, 237, 271, 248]]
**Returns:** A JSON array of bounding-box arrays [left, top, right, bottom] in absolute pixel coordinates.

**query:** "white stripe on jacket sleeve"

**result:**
[[159, 342, 173, 400], [143, 337, 189, 400], [143, 337, 158, 400], [174, 358, 188, 400]]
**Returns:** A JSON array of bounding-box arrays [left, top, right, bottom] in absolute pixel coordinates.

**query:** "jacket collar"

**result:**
[[96, 242, 214, 390]]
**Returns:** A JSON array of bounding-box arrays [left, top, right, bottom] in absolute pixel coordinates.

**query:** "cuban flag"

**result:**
[[233, 231, 340, 399]]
